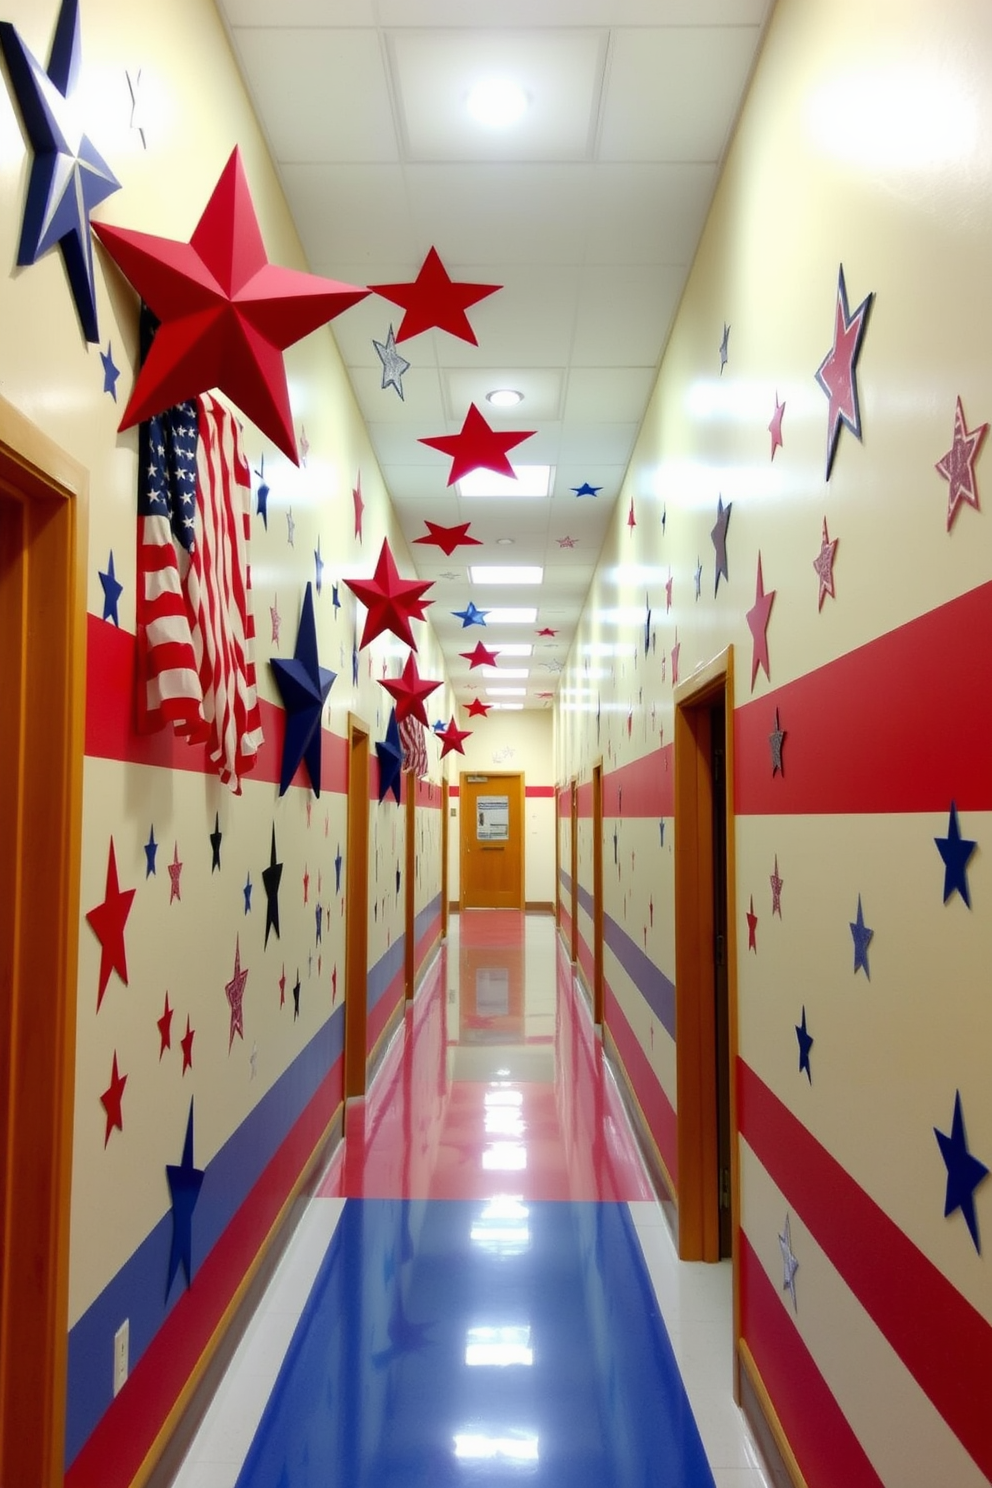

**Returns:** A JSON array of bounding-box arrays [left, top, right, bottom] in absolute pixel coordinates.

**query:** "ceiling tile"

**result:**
[[583, 164, 718, 264], [558, 422, 639, 465], [375, 2, 769, 24], [279, 166, 413, 275], [435, 264, 583, 368], [349, 364, 446, 427], [443, 368, 564, 422], [405, 165, 595, 265], [563, 367, 656, 421], [571, 266, 684, 366], [223, 1, 375, 22]]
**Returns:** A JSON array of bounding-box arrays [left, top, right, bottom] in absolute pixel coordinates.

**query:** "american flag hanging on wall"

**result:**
[[136, 393, 263, 793], [398, 713, 429, 778]]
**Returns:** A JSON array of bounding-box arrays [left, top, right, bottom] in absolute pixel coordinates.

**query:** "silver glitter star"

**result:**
[[779, 1214, 799, 1311], [373, 324, 411, 400]]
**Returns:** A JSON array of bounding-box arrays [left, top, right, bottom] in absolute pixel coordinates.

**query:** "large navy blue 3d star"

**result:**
[[934, 802, 977, 908], [0, 0, 120, 342], [376, 708, 404, 804], [452, 600, 489, 628], [165, 1098, 205, 1295], [934, 1090, 989, 1253], [270, 582, 336, 796]]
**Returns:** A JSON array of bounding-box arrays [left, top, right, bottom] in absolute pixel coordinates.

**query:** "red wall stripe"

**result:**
[[739, 1233, 886, 1488], [738, 1060, 992, 1477], [605, 979, 678, 1186], [602, 746, 674, 818], [576, 780, 593, 818], [558, 788, 570, 819]]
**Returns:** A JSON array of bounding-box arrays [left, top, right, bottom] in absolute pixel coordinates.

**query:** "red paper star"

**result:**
[[225, 937, 249, 1052], [92, 148, 368, 464], [460, 640, 500, 669], [380, 652, 443, 725], [352, 473, 364, 541], [345, 538, 434, 651], [770, 856, 784, 916], [465, 697, 492, 718], [936, 396, 988, 531], [769, 394, 785, 459], [671, 630, 681, 685], [665, 573, 673, 611], [437, 717, 472, 758], [303, 866, 310, 905], [557, 535, 577, 549], [157, 993, 173, 1057], [627, 499, 636, 530], [419, 403, 535, 486], [85, 838, 136, 1010], [536, 627, 558, 637], [413, 520, 483, 557], [746, 896, 758, 951], [279, 964, 286, 1008], [168, 841, 183, 904], [180, 1015, 195, 1074], [813, 518, 838, 610], [331, 964, 338, 1003], [270, 598, 281, 647], [745, 553, 775, 690], [815, 264, 873, 480], [369, 246, 500, 345], [537, 691, 554, 699], [100, 1052, 127, 1147]]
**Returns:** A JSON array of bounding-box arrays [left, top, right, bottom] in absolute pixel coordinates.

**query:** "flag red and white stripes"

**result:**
[[398, 714, 429, 778]]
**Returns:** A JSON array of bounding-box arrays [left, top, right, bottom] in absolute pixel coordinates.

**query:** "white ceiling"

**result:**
[[217, 0, 772, 708]]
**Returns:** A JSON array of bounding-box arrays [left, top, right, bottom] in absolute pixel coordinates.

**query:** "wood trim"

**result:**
[[737, 1340, 808, 1488], [0, 396, 87, 1488], [344, 715, 369, 1100], [602, 1026, 679, 1239], [569, 778, 578, 963], [404, 775, 415, 998], [441, 778, 449, 940], [592, 760, 604, 1025], [524, 901, 554, 914], [554, 786, 561, 927]]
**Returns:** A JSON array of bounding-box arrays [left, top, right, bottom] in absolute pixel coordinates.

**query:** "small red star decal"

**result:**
[[225, 937, 249, 1052], [460, 640, 500, 669], [770, 857, 784, 917], [813, 518, 839, 610], [157, 993, 174, 1057], [536, 628, 557, 637], [100, 1052, 127, 1147], [671, 630, 681, 686], [85, 838, 136, 1010], [168, 842, 183, 904], [815, 264, 873, 480], [746, 896, 758, 951], [352, 473, 365, 540], [379, 652, 443, 725], [270, 598, 281, 647], [626, 708, 633, 737], [437, 717, 472, 758], [769, 394, 785, 459], [665, 573, 673, 612], [369, 246, 500, 345], [936, 396, 988, 531], [413, 520, 483, 556], [332, 964, 338, 1003], [420, 402, 535, 487], [279, 964, 286, 1008], [180, 1015, 195, 1074], [465, 697, 492, 718], [627, 499, 636, 530], [537, 691, 554, 699], [345, 537, 433, 651], [745, 553, 775, 690], [303, 866, 310, 904], [556, 535, 577, 548], [306, 798, 312, 828]]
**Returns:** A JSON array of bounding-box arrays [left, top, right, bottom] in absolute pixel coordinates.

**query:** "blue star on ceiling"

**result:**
[[850, 894, 873, 979], [572, 482, 601, 498], [934, 802, 977, 908], [373, 324, 410, 399], [453, 600, 489, 628], [99, 549, 122, 625], [376, 708, 404, 804], [796, 1006, 813, 1083], [0, 0, 121, 343], [144, 825, 158, 878], [270, 582, 336, 796], [165, 1098, 205, 1296], [934, 1090, 989, 1253], [100, 340, 119, 400]]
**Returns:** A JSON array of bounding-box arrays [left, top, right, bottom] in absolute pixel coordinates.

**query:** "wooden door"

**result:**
[[459, 772, 524, 909]]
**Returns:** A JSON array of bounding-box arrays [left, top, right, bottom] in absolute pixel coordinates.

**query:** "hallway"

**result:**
[[171, 913, 769, 1488]]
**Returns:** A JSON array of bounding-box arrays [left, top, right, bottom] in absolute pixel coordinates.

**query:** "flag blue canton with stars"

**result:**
[[139, 401, 199, 552]]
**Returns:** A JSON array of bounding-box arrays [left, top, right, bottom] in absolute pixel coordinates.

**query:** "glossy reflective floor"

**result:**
[[171, 913, 771, 1488]]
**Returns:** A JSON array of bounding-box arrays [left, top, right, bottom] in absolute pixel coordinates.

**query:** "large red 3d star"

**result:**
[[465, 697, 492, 718], [345, 538, 434, 651], [936, 396, 989, 531], [814, 264, 873, 480], [379, 652, 443, 725], [100, 1052, 127, 1147], [460, 640, 500, 669], [85, 838, 136, 1010], [437, 717, 472, 758], [369, 246, 500, 345], [419, 403, 535, 486], [745, 553, 776, 690], [92, 148, 369, 464], [413, 520, 483, 557]]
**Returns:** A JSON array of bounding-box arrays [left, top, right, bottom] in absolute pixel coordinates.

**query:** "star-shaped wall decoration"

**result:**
[[769, 394, 785, 459], [285, 507, 295, 547], [270, 598, 281, 648], [210, 813, 222, 872], [796, 1007, 813, 1083], [850, 894, 873, 979], [254, 453, 269, 529], [315, 903, 323, 943], [665, 573, 673, 612], [572, 482, 601, 498], [125, 67, 146, 149], [351, 636, 359, 686], [746, 896, 757, 951], [243, 873, 252, 915], [144, 826, 158, 877], [180, 1015, 195, 1074], [813, 517, 838, 609], [100, 1051, 127, 1146], [224, 937, 248, 1051], [376, 709, 405, 803], [934, 1090, 989, 1253], [373, 324, 410, 398], [302, 865, 309, 905], [379, 652, 442, 725], [292, 972, 301, 1020], [465, 697, 491, 717], [769, 708, 786, 775], [414, 520, 482, 557], [0, 0, 121, 342], [557, 535, 577, 549], [157, 993, 173, 1057], [671, 631, 681, 685], [420, 402, 535, 486], [345, 538, 433, 651], [536, 627, 558, 638], [935, 396, 988, 531], [352, 474, 364, 541], [770, 856, 783, 917], [85, 838, 136, 1010], [815, 264, 873, 480], [694, 559, 702, 600], [643, 596, 652, 656], [934, 802, 977, 907], [331, 582, 341, 618], [543, 657, 564, 674], [779, 1214, 799, 1311], [452, 600, 489, 627], [298, 424, 310, 467], [278, 965, 286, 1009], [745, 553, 775, 690], [100, 341, 120, 400], [168, 842, 183, 904], [461, 640, 499, 669], [711, 497, 732, 595], [99, 550, 123, 625], [627, 499, 636, 531], [369, 246, 500, 344], [262, 826, 283, 948], [314, 537, 324, 595], [166, 1099, 205, 1295], [271, 582, 336, 795], [334, 845, 343, 895], [437, 717, 471, 758], [719, 323, 730, 373]]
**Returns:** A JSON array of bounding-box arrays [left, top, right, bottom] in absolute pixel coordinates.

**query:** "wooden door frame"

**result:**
[[345, 714, 370, 1100], [441, 778, 449, 939], [404, 772, 416, 998], [554, 786, 561, 929], [458, 770, 525, 910], [569, 778, 578, 963], [0, 396, 87, 1488], [673, 647, 740, 1369], [592, 760, 604, 1025]]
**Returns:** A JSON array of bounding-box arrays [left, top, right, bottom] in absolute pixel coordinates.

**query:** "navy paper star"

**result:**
[[292, 971, 301, 1020], [315, 903, 323, 943], [262, 826, 283, 948], [332, 581, 340, 615], [934, 1090, 989, 1253], [0, 0, 121, 342], [694, 559, 702, 600], [796, 1007, 813, 1082], [270, 582, 336, 796], [314, 537, 324, 596], [243, 873, 252, 914], [254, 454, 269, 529], [352, 635, 359, 687], [209, 813, 222, 872], [100, 340, 119, 400], [376, 708, 404, 804], [144, 826, 158, 877], [165, 1098, 204, 1295], [850, 894, 873, 979], [334, 844, 343, 894], [659, 819, 665, 847], [719, 323, 730, 373], [99, 550, 122, 625], [452, 601, 489, 628], [373, 324, 410, 399], [711, 496, 732, 595], [572, 482, 601, 498], [935, 802, 977, 908], [396, 865, 402, 896], [644, 596, 651, 657], [432, 719, 446, 734]]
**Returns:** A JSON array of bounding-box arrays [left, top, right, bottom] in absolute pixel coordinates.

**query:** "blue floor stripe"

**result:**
[[236, 1199, 715, 1488]]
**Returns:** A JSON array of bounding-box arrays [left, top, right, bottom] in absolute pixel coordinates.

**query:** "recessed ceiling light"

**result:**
[[486, 687, 527, 696], [459, 466, 552, 499], [495, 537, 515, 546], [486, 388, 523, 408], [484, 607, 537, 624], [466, 78, 528, 129], [471, 566, 543, 585]]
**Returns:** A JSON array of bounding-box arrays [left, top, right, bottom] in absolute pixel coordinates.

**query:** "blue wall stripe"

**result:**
[[604, 912, 676, 1041]]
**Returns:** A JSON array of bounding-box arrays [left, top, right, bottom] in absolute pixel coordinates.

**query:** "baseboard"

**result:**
[[738, 1339, 807, 1488], [602, 1024, 679, 1244], [525, 901, 554, 913]]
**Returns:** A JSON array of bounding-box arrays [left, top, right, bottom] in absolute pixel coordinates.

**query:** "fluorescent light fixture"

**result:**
[[454, 1434, 539, 1463], [485, 643, 532, 657], [481, 667, 529, 678], [466, 78, 529, 128], [470, 566, 543, 585], [487, 388, 523, 408], [459, 466, 552, 498], [484, 608, 537, 624], [491, 703, 524, 710], [486, 687, 526, 696], [465, 1326, 533, 1368], [482, 1142, 527, 1171]]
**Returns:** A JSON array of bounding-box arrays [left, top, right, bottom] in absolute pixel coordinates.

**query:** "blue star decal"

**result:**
[[144, 825, 158, 877], [243, 873, 252, 915], [432, 719, 446, 735], [796, 1006, 813, 1083], [100, 340, 119, 400], [376, 708, 404, 804], [661, 506, 667, 535], [644, 595, 651, 656], [253, 454, 269, 530], [935, 802, 977, 908], [165, 1098, 204, 1296], [334, 844, 343, 894], [209, 813, 222, 872], [315, 903, 323, 943], [659, 819, 665, 847], [396, 865, 402, 895], [572, 482, 601, 498], [452, 600, 489, 628], [99, 549, 122, 625], [314, 536, 324, 595], [934, 1090, 989, 1253], [849, 894, 873, 979], [0, 0, 120, 342], [262, 826, 282, 949], [352, 634, 359, 687], [332, 581, 340, 615], [270, 583, 336, 796]]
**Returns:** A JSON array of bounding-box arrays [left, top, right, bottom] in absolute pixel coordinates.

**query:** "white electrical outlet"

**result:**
[[113, 1319, 129, 1396]]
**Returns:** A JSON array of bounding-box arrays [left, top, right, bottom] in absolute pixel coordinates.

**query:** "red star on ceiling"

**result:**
[[745, 553, 775, 690], [936, 396, 988, 531], [812, 517, 838, 610], [419, 402, 535, 486], [413, 520, 483, 556], [814, 264, 873, 480], [536, 627, 558, 637], [537, 691, 555, 699], [746, 896, 758, 952], [85, 838, 136, 1011], [352, 473, 364, 541], [100, 1052, 127, 1147], [225, 937, 249, 1052], [180, 1015, 195, 1074], [465, 697, 492, 718], [157, 993, 174, 1058], [345, 538, 434, 651], [460, 640, 500, 669], [369, 246, 500, 345], [92, 148, 368, 465], [379, 652, 443, 725], [769, 394, 785, 460], [168, 841, 183, 904], [437, 717, 472, 758]]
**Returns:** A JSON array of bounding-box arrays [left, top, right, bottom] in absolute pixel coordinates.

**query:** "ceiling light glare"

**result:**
[[459, 466, 552, 498], [484, 607, 537, 624], [490, 702, 524, 710], [485, 643, 532, 656], [480, 667, 529, 679], [487, 388, 523, 408], [486, 687, 526, 696], [467, 78, 528, 129], [470, 566, 543, 585]]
